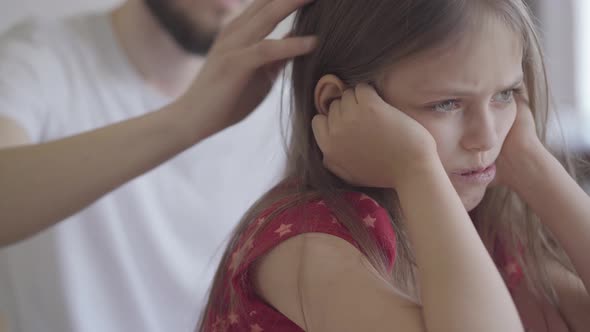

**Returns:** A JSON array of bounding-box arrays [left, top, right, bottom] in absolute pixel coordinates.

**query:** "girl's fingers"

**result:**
[[312, 97, 343, 151], [242, 36, 317, 68], [312, 114, 330, 152], [341, 89, 357, 115], [312, 115, 356, 184], [355, 83, 387, 109], [328, 99, 342, 133]]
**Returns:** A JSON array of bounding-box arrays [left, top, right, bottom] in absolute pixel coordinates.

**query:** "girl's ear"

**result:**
[[314, 74, 347, 115]]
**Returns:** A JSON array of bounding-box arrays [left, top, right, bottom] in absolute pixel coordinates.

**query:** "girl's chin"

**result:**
[[459, 188, 488, 212], [488, 177, 501, 188]]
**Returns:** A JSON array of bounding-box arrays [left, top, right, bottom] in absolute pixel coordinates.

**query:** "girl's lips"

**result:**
[[452, 164, 497, 184]]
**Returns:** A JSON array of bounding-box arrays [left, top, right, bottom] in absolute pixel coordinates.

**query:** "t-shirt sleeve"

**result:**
[[0, 21, 65, 143], [229, 192, 397, 292], [493, 237, 525, 290]]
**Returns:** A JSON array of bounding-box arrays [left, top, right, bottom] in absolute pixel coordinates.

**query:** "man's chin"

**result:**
[[144, 0, 218, 55]]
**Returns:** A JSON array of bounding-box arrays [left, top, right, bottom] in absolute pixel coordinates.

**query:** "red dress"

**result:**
[[204, 192, 523, 332]]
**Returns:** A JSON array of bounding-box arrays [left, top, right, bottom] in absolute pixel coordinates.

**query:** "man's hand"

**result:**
[[176, 0, 318, 139]]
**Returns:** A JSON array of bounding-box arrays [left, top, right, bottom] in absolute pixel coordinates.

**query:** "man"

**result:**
[[0, 0, 316, 331]]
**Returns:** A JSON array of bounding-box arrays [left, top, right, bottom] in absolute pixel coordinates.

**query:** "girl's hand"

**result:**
[[312, 83, 439, 188], [496, 94, 549, 191]]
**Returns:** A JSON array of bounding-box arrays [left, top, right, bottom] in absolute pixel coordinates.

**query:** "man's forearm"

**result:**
[[0, 102, 201, 246]]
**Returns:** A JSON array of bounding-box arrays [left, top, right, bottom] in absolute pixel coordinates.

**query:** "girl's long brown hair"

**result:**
[[198, 0, 581, 329]]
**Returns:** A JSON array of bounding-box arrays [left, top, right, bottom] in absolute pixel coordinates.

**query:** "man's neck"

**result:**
[[110, 0, 205, 99]]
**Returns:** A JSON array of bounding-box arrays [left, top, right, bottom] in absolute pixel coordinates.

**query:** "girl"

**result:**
[[199, 0, 590, 331]]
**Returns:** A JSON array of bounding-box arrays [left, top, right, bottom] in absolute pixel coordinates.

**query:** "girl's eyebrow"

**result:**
[[503, 75, 525, 90], [416, 74, 525, 97]]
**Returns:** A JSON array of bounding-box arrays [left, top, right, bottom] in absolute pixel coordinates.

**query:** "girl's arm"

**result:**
[[0, 0, 317, 247], [511, 144, 590, 289], [506, 143, 590, 329], [547, 261, 590, 330], [254, 161, 523, 332], [395, 160, 524, 332], [497, 96, 590, 328]]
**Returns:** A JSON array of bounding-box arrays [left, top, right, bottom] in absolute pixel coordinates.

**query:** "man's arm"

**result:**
[[0, 0, 318, 247], [0, 104, 201, 246]]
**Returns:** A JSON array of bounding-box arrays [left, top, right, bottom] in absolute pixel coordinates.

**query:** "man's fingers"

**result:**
[[242, 0, 315, 43], [243, 36, 317, 68], [216, 0, 316, 67], [265, 59, 289, 81], [237, 0, 273, 21]]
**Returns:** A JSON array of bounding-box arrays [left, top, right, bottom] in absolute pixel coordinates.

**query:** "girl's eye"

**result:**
[[432, 100, 461, 113], [492, 89, 515, 103]]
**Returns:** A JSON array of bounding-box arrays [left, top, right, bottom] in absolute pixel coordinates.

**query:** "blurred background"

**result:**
[[0, 0, 588, 153], [2, 0, 586, 178], [0, 0, 293, 41]]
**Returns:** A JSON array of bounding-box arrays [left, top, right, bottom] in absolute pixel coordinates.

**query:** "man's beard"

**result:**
[[144, 0, 218, 55]]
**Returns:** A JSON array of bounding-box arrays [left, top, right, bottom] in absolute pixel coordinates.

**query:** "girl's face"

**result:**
[[381, 18, 524, 211]]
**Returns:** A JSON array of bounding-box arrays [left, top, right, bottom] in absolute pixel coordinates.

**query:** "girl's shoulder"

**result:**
[[236, 191, 397, 272], [216, 192, 398, 331]]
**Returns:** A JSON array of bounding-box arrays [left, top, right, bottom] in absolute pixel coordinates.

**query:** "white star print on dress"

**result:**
[[363, 214, 377, 228], [274, 224, 293, 237]]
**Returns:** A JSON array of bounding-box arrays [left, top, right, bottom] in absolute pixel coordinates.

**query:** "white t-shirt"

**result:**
[[0, 12, 287, 332]]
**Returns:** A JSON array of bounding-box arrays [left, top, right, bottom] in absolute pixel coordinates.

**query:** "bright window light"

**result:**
[[575, 0, 590, 115]]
